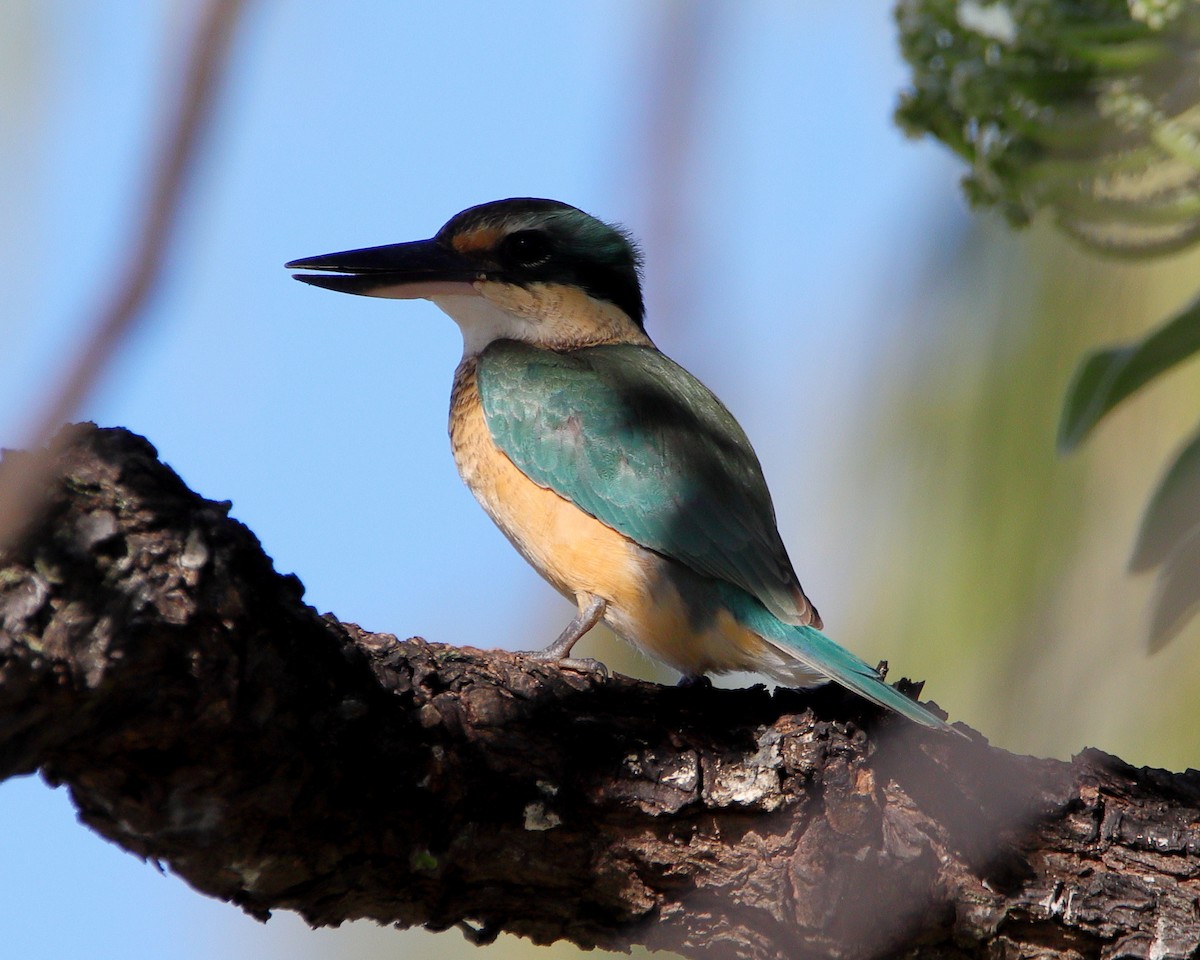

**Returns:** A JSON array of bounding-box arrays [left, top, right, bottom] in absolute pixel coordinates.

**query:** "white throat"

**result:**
[[430, 294, 537, 358]]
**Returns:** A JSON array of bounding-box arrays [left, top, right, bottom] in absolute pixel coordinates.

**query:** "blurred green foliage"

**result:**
[[853, 221, 1200, 763], [1058, 294, 1200, 451], [896, 0, 1200, 650], [896, 0, 1200, 254]]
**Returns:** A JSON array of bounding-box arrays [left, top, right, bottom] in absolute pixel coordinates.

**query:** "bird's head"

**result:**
[[287, 198, 647, 354]]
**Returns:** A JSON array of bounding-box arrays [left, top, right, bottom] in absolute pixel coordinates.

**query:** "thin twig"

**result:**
[[0, 0, 248, 549], [637, 0, 717, 338]]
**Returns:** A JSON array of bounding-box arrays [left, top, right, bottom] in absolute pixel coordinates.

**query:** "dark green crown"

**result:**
[[439, 198, 646, 328]]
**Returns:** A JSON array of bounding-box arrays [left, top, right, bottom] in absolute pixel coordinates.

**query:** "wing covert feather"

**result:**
[[476, 339, 818, 626]]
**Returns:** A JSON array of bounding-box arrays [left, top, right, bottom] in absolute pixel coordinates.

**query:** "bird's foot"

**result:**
[[516, 594, 609, 677], [676, 674, 712, 689], [517, 648, 610, 679]]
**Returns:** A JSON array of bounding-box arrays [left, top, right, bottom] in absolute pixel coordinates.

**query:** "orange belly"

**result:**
[[448, 359, 822, 683]]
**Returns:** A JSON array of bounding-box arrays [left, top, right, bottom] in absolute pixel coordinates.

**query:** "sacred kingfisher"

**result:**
[[287, 198, 951, 731]]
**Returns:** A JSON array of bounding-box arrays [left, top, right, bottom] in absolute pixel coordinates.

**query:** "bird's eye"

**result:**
[[500, 230, 554, 268]]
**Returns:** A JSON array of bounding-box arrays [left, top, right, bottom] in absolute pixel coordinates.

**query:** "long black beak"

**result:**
[[286, 238, 481, 298]]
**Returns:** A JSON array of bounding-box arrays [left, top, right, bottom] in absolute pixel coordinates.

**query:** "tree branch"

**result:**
[[2, 424, 1198, 960]]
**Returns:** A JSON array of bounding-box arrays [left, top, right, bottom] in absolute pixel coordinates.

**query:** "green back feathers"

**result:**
[[476, 339, 809, 623]]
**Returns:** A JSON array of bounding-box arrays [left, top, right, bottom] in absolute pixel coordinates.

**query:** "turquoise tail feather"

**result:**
[[717, 583, 954, 732]]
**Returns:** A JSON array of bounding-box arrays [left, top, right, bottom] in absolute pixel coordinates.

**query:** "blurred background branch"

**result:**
[[0, 0, 246, 551]]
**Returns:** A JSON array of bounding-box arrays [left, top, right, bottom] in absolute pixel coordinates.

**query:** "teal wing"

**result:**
[[476, 339, 819, 627]]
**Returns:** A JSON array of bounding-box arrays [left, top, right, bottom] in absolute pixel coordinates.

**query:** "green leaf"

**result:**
[[1058, 293, 1200, 451], [1148, 525, 1200, 652], [1131, 425, 1200, 573]]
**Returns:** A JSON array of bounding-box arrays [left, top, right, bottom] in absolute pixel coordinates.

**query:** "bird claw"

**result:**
[[518, 650, 609, 679], [559, 656, 609, 678]]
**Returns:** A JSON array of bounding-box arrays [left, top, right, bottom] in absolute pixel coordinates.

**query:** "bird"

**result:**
[[287, 197, 952, 731]]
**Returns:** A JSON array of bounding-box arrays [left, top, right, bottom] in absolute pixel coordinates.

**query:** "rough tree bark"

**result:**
[[1, 424, 1198, 960]]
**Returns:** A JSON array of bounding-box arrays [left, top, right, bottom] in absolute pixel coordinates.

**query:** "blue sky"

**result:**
[[0, 4, 960, 958]]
